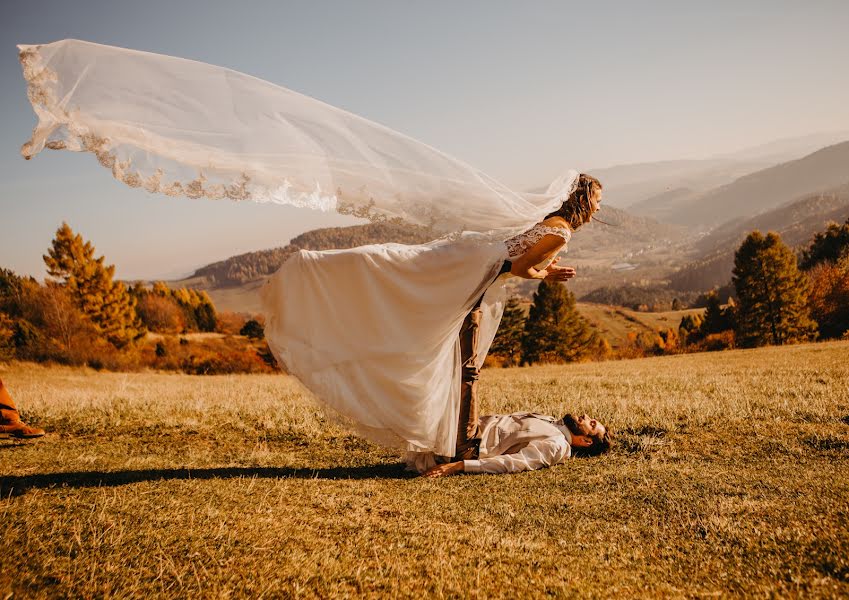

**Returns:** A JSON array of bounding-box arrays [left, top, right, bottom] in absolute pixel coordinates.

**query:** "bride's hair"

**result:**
[[544, 173, 602, 230]]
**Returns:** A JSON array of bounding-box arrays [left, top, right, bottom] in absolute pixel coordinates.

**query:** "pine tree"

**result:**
[[732, 230, 817, 347], [43, 222, 144, 347], [800, 218, 849, 270], [679, 312, 704, 345], [700, 291, 735, 336], [490, 296, 525, 366], [521, 281, 596, 364]]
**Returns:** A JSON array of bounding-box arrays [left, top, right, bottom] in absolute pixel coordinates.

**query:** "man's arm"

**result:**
[[422, 436, 570, 477]]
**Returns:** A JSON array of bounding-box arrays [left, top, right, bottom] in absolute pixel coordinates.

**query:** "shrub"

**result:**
[[240, 319, 265, 340]]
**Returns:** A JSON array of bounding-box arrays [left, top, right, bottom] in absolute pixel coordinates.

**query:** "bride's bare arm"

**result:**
[[509, 235, 575, 281]]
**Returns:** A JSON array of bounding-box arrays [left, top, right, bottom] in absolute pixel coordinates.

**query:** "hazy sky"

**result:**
[[2, 1, 848, 280]]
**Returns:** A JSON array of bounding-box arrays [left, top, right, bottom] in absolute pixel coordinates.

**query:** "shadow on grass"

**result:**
[[0, 463, 415, 497]]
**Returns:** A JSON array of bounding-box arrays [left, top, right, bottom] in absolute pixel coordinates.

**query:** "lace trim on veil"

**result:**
[[19, 46, 411, 222], [18, 42, 579, 240]]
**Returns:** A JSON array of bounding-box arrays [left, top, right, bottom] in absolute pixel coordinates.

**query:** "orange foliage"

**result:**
[[136, 294, 184, 333], [807, 261, 849, 339], [216, 311, 250, 335]]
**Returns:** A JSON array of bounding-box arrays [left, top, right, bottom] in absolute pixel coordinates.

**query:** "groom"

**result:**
[[424, 412, 611, 477]]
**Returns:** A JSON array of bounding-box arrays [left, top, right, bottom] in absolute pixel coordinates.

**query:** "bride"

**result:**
[[16, 39, 603, 468], [261, 174, 601, 470]]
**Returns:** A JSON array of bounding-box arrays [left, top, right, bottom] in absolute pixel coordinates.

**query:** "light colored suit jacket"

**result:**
[[463, 412, 572, 474]]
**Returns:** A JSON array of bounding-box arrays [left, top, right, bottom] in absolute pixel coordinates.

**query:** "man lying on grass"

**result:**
[[422, 413, 612, 478]]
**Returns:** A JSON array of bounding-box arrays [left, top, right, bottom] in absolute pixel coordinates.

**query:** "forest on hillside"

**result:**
[[191, 223, 433, 286]]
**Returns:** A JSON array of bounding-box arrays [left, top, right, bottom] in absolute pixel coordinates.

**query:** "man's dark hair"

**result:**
[[574, 427, 614, 458]]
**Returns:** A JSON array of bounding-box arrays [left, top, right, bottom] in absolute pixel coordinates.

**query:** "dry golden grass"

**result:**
[[2, 341, 849, 598]]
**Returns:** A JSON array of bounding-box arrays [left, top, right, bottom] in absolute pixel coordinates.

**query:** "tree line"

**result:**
[[193, 223, 433, 286], [1, 223, 274, 373], [490, 217, 849, 365]]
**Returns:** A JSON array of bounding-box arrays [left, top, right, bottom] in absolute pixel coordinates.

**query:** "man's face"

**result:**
[[563, 413, 606, 440]]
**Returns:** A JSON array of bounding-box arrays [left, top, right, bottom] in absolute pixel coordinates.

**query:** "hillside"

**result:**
[[586, 131, 849, 212], [539, 205, 692, 299], [627, 187, 699, 221], [503, 299, 702, 349], [179, 222, 434, 288], [663, 141, 849, 227], [179, 207, 693, 313], [586, 158, 770, 209], [576, 302, 702, 348], [669, 184, 849, 291]]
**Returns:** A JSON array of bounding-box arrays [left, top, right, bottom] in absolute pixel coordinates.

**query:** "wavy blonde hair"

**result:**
[[545, 173, 603, 230]]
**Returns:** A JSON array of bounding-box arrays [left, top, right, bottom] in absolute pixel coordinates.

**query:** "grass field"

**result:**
[[2, 341, 849, 598]]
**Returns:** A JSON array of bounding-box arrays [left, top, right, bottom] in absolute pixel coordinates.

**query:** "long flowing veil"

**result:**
[[18, 39, 576, 239]]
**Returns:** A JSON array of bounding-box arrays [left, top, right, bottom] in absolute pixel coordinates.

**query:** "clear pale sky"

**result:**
[[2, 1, 848, 280]]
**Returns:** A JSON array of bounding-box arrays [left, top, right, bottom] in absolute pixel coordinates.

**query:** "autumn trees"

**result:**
[[799, 218, 849, 339], [732, 231, 817, 347], [44, 222, 143, 347], [488, 282, 600, 366], [678, 222, 847, 349], [0, 223, 235, 370], [131, 281, 218, 334]]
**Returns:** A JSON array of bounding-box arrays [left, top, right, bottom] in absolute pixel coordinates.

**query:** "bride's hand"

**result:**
[[543, 258, 576, 282]]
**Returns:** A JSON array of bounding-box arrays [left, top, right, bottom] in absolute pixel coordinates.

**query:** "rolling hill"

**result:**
[[586, 158, 770, 209], [626, 187, 700, 221], [669, 184, 849, 291], [663, 141, 849, 227], [585, 130, 849, 211], [179, 222, 434, 288], [175, 207, 691, 313], [171, 138, 849, 311]]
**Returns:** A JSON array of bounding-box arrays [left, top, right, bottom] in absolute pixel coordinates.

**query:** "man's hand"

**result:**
[[422, 461, 465, 478], [543, 257, 576, 282]]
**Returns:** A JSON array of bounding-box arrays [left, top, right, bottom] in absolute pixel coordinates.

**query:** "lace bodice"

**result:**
[[504, 223, 571, 259]]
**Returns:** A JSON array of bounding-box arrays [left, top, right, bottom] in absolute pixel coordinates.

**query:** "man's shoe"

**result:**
[[0, 420, 46, 438]]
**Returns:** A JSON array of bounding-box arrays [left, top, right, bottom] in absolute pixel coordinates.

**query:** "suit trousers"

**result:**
[[454, 259, 512, 460]]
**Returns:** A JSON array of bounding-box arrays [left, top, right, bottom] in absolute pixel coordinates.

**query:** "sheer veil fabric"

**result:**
[[17, 39, 579, 460], [18, 39, 576, 238]]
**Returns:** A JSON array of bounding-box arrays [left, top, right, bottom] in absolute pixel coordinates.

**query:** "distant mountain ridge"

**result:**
[[186, 223, 434, 287], [176, 136, 849, 312], [669, 183, 849, 291], [586, 158, 771, 209], [584, 130, 849, 213], [627, 187, 699, 221], [564, 205, 689, 259], [664, 141, 849, 227], [177, 206, 688, 313]]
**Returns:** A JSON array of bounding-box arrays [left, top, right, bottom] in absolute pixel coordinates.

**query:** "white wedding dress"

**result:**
[[260, 223, 572, 464], [15, 39, 579, 463]]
